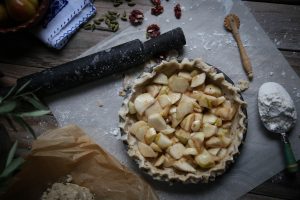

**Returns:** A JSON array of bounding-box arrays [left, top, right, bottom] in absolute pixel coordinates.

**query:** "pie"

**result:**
[[119, 58, 247, 183]]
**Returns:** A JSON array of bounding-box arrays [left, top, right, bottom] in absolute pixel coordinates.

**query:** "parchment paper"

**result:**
[[2, 125, 158, 200], [46, 0, 300, 199]]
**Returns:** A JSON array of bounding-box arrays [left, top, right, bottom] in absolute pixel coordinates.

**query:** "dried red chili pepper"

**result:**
[[151, 0, 161, 5], [174, 4, 182, 19], [151, 4, 164, 16], [129, 10, 144, 25], [146, 24, 160, 39]]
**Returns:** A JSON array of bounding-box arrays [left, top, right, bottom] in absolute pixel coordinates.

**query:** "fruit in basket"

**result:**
[[0, 3, 9, 24], [5, 0, 39, 22]]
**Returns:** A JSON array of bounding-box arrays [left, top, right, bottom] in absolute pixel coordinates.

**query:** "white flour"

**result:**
[[258, 82, 297, 133]]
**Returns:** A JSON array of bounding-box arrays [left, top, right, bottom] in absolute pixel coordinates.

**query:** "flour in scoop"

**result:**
[[258, 82, 297, 133]]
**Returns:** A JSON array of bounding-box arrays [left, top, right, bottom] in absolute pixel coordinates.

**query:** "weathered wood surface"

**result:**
[[0, 1, 299, 199]]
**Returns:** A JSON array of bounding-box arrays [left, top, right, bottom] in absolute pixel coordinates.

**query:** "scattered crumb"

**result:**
[[269, 72, 274, 76], [119, 90, 126, 97], [237, 79, 250, 92], [96, 100, 103, 107], [41, 175, 94, 200]]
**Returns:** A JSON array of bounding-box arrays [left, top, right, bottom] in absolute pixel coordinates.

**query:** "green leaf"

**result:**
[[17, 110, 50, 117], [5, 141, 18, 168], [0, 101, 17, 114], [22, 96, 48, 110], [15, 80, 31, 95], [4, 116, 17, 131], [13, 116, 36, 139], [0, 157, 24, 179], [1, 84, 17, 101], [31, 93, 40, 101]]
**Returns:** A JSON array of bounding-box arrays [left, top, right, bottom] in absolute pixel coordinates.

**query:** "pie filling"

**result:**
[[120, 58, 246, 183]]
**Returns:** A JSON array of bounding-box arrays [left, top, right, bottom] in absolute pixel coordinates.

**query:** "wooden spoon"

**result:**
[[224, 14, 253, 80]]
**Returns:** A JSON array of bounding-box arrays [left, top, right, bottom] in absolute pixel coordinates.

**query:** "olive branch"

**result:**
[[0, 80, 50, 187]]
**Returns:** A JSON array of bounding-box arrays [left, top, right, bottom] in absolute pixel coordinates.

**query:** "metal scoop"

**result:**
[[258, 82, 298, 173]]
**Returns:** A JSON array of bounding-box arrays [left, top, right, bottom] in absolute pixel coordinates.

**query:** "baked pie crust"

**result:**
[[119, 58, 247, 183]]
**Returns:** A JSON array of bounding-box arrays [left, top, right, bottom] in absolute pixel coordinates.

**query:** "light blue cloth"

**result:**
[[33, 0, 96, 49]]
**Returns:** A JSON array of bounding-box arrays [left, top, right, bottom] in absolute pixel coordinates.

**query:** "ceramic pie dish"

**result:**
[[119, 58, 247, 183]]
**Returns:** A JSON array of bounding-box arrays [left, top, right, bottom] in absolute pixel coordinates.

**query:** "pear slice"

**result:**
[[204, 84, 222, 97], [222, 122, 232, 129], [202, 123, 218, 138], [150, 142, 162, 152], [187, 138, 195, 148], [167, 143, 186, 159], [129, 121, 147, 135], [176, 95, 195, 120], [207, 148, 221, 156], [219, 135, 232, 147], [215, 96, 226, 106], [217, 128, 230, 137], [161, 125, 175, 135], [191, 73, 206, 88], [206, 136, 222, 148], [178, 72, 192, 81], [193, 101, 203, 113], [158, 85, 170, 96], [191, 120, 201, 132], [191, 132, 205, 153], [192, 91, 217, 109], [175, 129, 190, 145], [168, 92, 181, 104], [135, 125, 150, 142], [190, 69, 199, 77], [183, 148, 198, 156], [195, 150, 215, 169], [171, 136, 179, 144], [160, 106, 171, 118], [168, 75, 189, 93], [214, 100, 237, 120], [180, 113, 195, 132], [155, 133, 173, 149], [145, 101, 163, 118], [144, 128, 157, 144], [158, 94, 172, 108], [154, 155, 165, 167], [146, 84, 161, 97], [203, 113, 218, 125], [191, 132, 205, 143], [171, 112, 182, 128], [128, 101, 137, 114], [138, 142, 158, 158], [194, 113, 203, 122], [153, 73, 168, 85], [148, 113, 167, 131], [217, 148, 227, 160], [134, 93, 155, 115], [163, 154, 176, 167], [173, 159, 196, 173]]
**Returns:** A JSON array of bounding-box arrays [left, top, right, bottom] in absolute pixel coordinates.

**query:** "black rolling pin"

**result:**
[[8, 27, 186, 97]]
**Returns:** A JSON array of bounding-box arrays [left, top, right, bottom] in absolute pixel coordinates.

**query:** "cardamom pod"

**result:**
[[108, 11, 118, 15], [128, 1, 136, 7], [121, 11, 127, 21], [83, 23, 92, 30], [93, 19, 102, 25]]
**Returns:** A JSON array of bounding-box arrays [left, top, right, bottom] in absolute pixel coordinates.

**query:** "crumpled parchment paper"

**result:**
[[2, 125, 158, 200]]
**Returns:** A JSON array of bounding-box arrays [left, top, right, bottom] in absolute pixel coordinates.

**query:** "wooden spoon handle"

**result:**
[[231, 21, 253, 80]]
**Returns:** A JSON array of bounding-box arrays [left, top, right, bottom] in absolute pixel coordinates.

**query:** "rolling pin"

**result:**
[[3, 27, 186, 96]]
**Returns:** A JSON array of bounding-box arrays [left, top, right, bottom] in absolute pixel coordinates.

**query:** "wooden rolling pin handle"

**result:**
[[231, 21, 253, 80]]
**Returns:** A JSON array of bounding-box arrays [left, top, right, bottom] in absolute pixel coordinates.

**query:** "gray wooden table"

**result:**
[[0, 0, 299, 199]]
